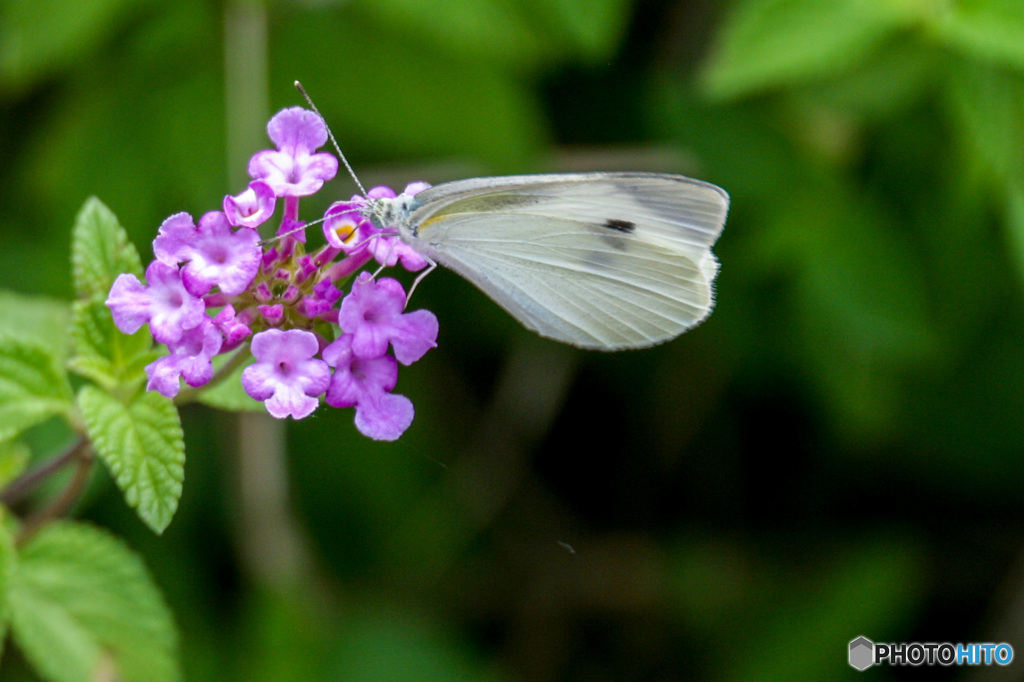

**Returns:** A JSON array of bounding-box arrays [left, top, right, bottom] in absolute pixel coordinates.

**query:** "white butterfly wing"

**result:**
[[402, 173, 729, 350]]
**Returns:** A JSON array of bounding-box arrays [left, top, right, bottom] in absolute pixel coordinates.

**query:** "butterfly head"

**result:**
[[362, 193, 417, 237]]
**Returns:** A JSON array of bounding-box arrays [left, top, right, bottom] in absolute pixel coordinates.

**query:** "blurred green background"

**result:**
[[3, 0, 1024, 679]]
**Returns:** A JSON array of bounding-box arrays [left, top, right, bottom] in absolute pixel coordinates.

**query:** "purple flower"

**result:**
[[275, 217, 306, 245], [323, 199, 370, 251], [153, 211, 261, 296], [212, 305, 252, 352], [242, 329, 330, 419], [258, 304, 284, 325], [106, 261, 206, 344], [366, 185, 396, 201], [106, 106, 440, 441], [340, 272, 438, 364], [261, 246, 280, 270], [224, 180, 276, 228], [145, 318, 223, 398], [254, 282, 273, 303], [295, 255, 317, 283], [323, 335, 414, 441], [367, 236, 430, 272], [248, 108, 338, 197], [402, 181, 431, 196], [297, 278, 342, 321]]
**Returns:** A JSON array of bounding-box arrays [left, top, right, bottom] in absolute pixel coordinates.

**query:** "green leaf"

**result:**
[[0, 337, 74, 442], [719, 537, 924, 681], [931, 0, 1024, 71], [70, 197, 143, 301], [947, 60, 1024, 182], [196, 353, 262, 412], [68, 297, 157, 391], [8, 521, 180, 682], [277, 13, 544, 172], [0, 291, 71, 367], [356, 0, 629, 70], [0, 439, 31, 489], [77, 386, 184, 534], [0, 0, 146, 91], [801, 38, 938, 120], [354, 0, 555, 72], [761, 188, 938, 437], [523, 0, 631, 62], [327, 607, 500, 682], [0, 508, 16, 660], [1005, 179, 1024, 283], [702, 0, 921, 99]]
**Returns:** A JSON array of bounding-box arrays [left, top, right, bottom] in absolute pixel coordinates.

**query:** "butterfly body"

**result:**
[[368, 172, 729, 351]]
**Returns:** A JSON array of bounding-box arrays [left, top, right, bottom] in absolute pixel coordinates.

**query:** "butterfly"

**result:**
[[365, 172, 729, 351]]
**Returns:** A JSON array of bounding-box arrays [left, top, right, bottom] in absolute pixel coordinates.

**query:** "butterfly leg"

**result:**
[[371, 237, 399, 278], [405, 257, 437, 308]]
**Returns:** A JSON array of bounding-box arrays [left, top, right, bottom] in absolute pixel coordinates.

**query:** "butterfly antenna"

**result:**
[[258, 215, 329, 246], [294, 81, 367, 197]]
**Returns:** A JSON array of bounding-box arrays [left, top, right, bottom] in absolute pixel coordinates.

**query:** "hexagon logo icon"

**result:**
[[849, 636, 874, 671]]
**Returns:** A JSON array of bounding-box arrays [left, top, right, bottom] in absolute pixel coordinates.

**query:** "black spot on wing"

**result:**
[[596, 219, 636, 251], [603, 219, 636, 233]]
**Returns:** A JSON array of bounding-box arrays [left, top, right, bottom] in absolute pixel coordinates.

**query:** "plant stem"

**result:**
[[16, 443, 94, 546], [0, 437, 88, 507]]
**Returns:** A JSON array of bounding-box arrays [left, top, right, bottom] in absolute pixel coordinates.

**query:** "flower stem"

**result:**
[[327, 250, 373, 281]]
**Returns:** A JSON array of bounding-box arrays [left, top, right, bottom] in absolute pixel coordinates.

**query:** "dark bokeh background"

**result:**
[[3, 0, 1024, 679]]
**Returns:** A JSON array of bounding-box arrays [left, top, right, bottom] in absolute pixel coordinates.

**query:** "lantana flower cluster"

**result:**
[[106, 107, 438, 441]]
